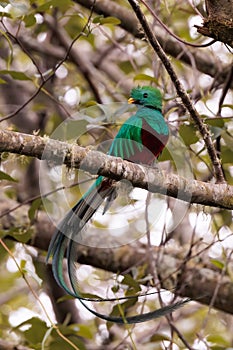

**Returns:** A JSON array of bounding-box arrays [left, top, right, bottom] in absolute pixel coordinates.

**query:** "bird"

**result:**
[[47, 86, 189, 323]]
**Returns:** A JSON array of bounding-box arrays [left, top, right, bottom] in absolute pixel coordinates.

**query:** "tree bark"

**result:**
[[195, 0, 233, 48], [0, 129, 233, 209]]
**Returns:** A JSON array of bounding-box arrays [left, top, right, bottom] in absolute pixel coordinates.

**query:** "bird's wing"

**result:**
[[108, 115, 143, 159]]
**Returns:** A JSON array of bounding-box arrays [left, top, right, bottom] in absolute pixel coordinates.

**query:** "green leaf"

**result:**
[[0, 170, 18, 182], [158, 146, 173, 161], [0, 77, 6, 84], [82, 100, 98, 108], [207, 334, 230, 347], [20, 259, 27, 270], [221, 147, 233, 164], [50, 0, 72, 10], [23, 14, 36, 27], [179, 123, 199, 145], [121, 274, 141, 293], [50, 325, 87, 350], [7, 227, 32, 243], [221, 104, 233, 110], [93, 15, 121, 25], [35, 1, 53, 12], [28, 198, 42, 222], [134, 74, 158, 83], [0, 69, 31, 80], [206, 118, 225, 128], [69, 324, 93, 339], [150, 333, 172, 342], [92, 15, 104, 23], [57, 294, 75, 302], [14, 317, 48, 347], [210, 259, 224, 270]]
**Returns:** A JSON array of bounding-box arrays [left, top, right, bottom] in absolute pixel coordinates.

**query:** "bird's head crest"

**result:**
[[128, 86, 162, 110]]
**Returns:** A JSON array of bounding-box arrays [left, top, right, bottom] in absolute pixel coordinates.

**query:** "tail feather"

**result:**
[[47, 176, 115, 298], [66, 176, 115, 298], [67, 234, 190, 323], [47, 176, 190, 323], [78, 297, 190, 324]]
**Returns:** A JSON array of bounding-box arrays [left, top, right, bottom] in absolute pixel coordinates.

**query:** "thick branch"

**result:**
[[0, 129, 232, 209], [1, 198, 233, 316]]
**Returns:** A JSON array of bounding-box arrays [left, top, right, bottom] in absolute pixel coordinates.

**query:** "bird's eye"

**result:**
[[143, 92, 148, 98]]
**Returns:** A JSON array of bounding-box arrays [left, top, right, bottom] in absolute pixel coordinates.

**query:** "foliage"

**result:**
[[0, 0, 232, 349]]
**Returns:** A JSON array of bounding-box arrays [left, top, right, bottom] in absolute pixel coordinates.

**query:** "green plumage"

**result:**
[[47, 86, 189, 323]]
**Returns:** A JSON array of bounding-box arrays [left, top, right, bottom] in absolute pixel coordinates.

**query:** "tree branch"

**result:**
[[0, 129, 232, 209]]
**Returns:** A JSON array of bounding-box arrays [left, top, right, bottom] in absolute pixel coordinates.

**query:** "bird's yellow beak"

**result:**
[[128, 97, 135, 104]]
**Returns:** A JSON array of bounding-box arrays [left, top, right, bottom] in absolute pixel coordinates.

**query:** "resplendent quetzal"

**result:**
[[47, 86, 189, 323]]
